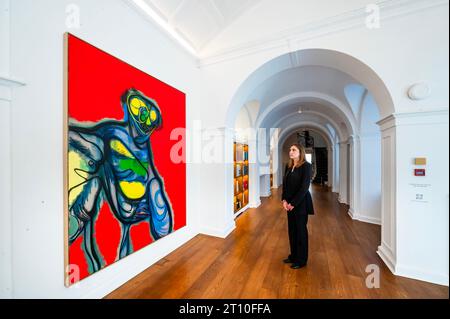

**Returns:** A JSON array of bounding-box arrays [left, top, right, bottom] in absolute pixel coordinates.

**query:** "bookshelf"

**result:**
[[233, 142, 249, 215]]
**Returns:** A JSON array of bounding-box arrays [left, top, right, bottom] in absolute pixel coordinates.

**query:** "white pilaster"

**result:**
[[259, 175, 271, 197], [249, 131, 261, 208], [197, 127, 236, 238], [348, 135, 361, 220], [376, 114, 397, 275], [377, 110, 449, 286], [358, 132, 382, 225], [327, 145, 333, 188], [271, 128, 280, 189], [338, 142, 348, 204], [0, 98, 12, 299], [0, 0, 12, 299], [332, 142, 340, 193], [0, 0, 9, 75]]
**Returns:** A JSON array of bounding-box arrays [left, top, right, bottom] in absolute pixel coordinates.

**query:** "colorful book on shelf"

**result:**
[[236, 148, 243, 161], [236, 164, 241, 177]]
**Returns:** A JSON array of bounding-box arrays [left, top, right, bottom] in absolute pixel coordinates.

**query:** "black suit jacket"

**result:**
[[282, 162, 315, 215]]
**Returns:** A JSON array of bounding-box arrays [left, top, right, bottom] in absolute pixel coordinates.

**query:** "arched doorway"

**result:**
[[225, 48, 394, 275]]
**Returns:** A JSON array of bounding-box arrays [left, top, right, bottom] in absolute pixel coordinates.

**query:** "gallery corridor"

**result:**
[[106, 186, 448, 299]]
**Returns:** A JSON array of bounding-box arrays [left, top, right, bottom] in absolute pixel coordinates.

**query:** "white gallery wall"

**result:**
[[3, 0, 203, 298]]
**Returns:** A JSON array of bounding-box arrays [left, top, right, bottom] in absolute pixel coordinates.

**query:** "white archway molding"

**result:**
[[256, 91, 357, 136], [270, 110, 346, 143], [225, 48, 395, 129], [345, 83, 368, 119]]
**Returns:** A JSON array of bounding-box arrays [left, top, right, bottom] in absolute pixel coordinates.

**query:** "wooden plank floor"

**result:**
[[106, 185, 448, 299]]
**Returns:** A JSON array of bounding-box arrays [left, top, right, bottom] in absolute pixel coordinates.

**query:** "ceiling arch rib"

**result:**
[[257, 92, 357, 137], [248, 66, 356, 115], [344, 83, 368, 119], [227, 49, 395, 128], [271, 111, 345, 142]]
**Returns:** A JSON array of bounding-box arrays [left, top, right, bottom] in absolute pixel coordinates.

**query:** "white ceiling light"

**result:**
[[298, 107, 303, 114], [130, 0, 198, 57]]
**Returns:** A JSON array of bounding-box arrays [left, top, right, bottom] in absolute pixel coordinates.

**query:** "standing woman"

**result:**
[[282, 144, 315, 269]]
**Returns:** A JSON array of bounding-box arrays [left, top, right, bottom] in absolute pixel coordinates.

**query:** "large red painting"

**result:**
[[64, 33, 186, 285]]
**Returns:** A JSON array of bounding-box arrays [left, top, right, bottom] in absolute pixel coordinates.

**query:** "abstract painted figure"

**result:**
[[68, 88, 173, 273]]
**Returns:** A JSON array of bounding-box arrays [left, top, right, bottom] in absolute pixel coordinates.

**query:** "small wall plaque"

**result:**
[[414, 158, 427, 165], [414, 169, 426, 177]]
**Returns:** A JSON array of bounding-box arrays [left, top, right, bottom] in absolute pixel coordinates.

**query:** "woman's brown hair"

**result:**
[[288, 143, 306, 169]]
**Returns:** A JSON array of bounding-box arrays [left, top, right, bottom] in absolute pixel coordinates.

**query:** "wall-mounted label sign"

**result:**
[[414, 158, 427, 165], [409, 183, 431, 203], [414, 169, 426, 176]]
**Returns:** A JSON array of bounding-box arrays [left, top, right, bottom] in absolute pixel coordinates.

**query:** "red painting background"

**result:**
[[67, 34, 186, 282]]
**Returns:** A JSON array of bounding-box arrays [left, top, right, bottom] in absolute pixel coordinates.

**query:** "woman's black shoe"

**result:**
[[283, 258, 294, 264], [290, 263, 306, 269]]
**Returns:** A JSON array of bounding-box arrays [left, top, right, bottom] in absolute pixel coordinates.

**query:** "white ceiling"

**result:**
[[143, 0, 262, 51]]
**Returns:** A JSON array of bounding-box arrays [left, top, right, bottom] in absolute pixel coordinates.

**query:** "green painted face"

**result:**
[[126, 94, 161, 135]]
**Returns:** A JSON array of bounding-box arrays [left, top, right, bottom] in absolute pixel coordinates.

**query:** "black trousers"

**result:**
[[287, 211, 309, 265]]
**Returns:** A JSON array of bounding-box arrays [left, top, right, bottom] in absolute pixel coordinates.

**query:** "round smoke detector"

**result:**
[[408, 83, 431, 100]]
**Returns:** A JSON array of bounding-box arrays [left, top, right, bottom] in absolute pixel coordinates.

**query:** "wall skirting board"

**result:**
[[378, 244, 449, 286], [199, 222, 236, 239], [348, 208, 381, 225], [249, 200, 262, 208], [353, 215, 381, 226], [377, 244, 397, 275], [260, 191, 272, 198], [348, 208, 355, 219], [395, 264, 449, 287]]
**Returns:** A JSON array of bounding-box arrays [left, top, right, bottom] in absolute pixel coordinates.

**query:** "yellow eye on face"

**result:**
[[150, 109, 157, 122], [130, 98, 144, 116]]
